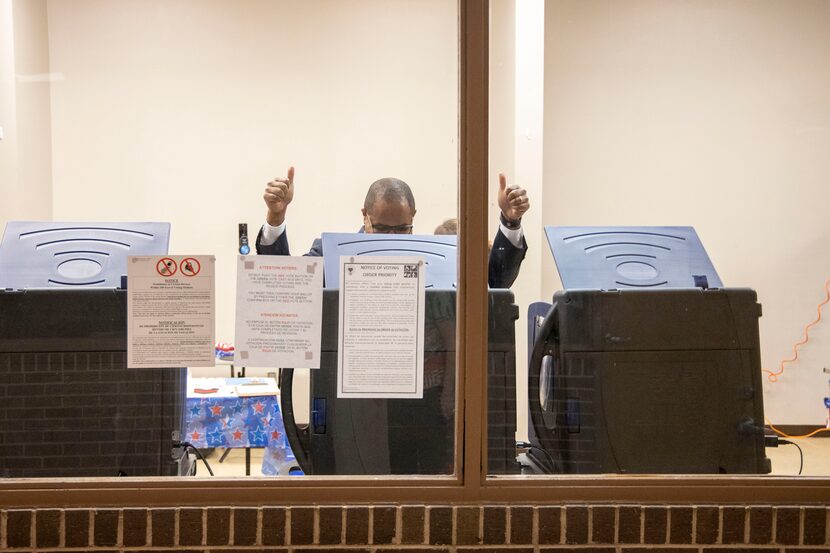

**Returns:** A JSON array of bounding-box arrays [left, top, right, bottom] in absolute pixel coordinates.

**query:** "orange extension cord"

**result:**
[[763, 277, 830, 383], [764, 277, 830, 439]]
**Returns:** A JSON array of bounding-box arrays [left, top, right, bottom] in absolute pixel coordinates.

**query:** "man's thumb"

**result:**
[[498, 173, 507, 191], [287, 166, 295, 185]]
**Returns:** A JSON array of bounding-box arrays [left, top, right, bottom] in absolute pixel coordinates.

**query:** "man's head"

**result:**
[[361, 177, 416, 234], [434, 218, 458, 235]]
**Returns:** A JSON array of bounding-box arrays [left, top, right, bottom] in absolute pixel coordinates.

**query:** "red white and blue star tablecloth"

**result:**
[[185, 377, 299, 475]]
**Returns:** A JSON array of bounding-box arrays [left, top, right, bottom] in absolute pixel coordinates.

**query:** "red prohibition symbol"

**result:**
[[181, 257, 201, 277], [156, 257, 177, 277]]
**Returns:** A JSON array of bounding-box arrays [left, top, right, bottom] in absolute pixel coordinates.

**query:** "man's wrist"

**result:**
[[499, 211, 522, 230], [266, 209, 286, 227]]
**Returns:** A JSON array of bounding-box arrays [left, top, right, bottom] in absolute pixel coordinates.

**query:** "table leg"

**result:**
[[245, 447, 251, 476], [218, 448, 232, 463]]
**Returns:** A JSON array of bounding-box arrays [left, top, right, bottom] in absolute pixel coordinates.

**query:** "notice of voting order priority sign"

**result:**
[[128, 255, 216, 368]]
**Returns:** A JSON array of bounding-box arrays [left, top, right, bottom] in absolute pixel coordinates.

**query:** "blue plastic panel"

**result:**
[[321, 233, 457, 289], [544, 226, 723, 290], [0, 222, 170, 289]]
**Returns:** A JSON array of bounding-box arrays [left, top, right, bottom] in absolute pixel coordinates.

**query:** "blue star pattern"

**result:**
[[185, 391, 300, 475]]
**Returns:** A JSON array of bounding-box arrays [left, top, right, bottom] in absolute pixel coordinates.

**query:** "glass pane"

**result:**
[[489, 0, 830, 477], [0, 0, 459, 478]]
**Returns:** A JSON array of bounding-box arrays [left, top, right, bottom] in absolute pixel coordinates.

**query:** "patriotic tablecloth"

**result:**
[[185, 377, 299, 475]]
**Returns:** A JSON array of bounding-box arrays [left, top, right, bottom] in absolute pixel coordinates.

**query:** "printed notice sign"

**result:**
[[128, 255, 215, 368], [337, 256, 425, 399], [234, 255, 323, 368]]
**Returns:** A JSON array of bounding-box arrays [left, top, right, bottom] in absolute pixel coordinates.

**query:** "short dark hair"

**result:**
[[364, 178, 416, 213]]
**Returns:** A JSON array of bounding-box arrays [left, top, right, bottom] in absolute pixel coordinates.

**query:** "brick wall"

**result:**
[[2, 504, 827, 552]]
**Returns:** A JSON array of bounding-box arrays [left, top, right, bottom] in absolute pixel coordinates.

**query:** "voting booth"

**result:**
[[279, 233, 521, 475], [526, 227, 771, 474], [0, 223, 190, 477]]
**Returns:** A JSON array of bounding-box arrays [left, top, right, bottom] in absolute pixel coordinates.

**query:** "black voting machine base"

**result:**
[[525, 227, 770, 474], [281, 289, 522, 475], [0, 289, 190, 477], [0, 222, 188, 478]]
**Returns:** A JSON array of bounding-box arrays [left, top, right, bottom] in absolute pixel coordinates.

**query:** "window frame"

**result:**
[[0, 0, 829, 508]]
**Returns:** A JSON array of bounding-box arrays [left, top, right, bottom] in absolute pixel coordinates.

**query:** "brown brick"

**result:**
[[123, 509, 147, 547], [318, 506, 342, 545], [65, 509, 91, 548], [178, 508, 203, 546], [544, 548, 614, 553], [151, 508, 176, 547], [786, 550, 830, 553], [262, 507, 286, 546], [566, 506, 589, 544], [643, 506, 667, 544], [7, 510, 32, 548], [345, 507, 369, 545], [372, 506, 396, 545], [205, 507, 230, 546], [233, 508, 258, 546], [538, 506, 561, 545], [748, 506, 772, 544], [35, 509, 60, 548], [722, 506, 746, 544], [428, 506, 453, 545], [294, 549, 371, 553], [456, 506, 480, 545], [803, 507, 827, 545], [775, 507, 800, 545], [695, 506, 719, 545], [705, 549, 779, 553], [465, 548, 534, 553], [94, 509, 119, 547], [482, 506, 506, 544], [401, 506, 425, 544], [591, 506, 615, 544], [510, 506, 533, 545], [622, 549, 703, 553], [618, 506, 641, 544], [669, 506, 693, 544], [290, 507, 314, 546]]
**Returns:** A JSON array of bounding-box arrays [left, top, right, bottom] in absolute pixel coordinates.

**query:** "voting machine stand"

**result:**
[[525, 227, 771, 475], [279, 233, 521, 475], [0, 222, 191, 477]]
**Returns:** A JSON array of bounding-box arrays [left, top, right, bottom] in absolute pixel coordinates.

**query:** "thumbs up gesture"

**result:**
[[497, 173, 530, 223], [264, 166, 295, 226]]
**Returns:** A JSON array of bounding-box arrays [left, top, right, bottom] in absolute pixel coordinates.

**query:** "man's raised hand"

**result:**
[[264, 166, 295, 226], [497, 173, 530, 223]]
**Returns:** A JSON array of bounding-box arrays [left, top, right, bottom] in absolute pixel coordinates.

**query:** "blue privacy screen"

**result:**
[[544, 226, 723, 290], [321, 232, 457, 289], [0, 222, 170, 289]]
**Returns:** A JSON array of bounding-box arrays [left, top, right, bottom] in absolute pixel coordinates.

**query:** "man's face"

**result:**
[[362, 199, 415, 234]]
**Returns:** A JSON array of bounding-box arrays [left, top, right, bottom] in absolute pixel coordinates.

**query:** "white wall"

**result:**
[[543, 0, 830, 425], [44, 0, 458, 349], [0, 0, 52, 230], [0, 0, 17, 220], [12, 0, 52, 216]]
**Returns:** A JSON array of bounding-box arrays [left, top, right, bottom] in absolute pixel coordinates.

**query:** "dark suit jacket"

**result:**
[[256, 227, 526, 288]]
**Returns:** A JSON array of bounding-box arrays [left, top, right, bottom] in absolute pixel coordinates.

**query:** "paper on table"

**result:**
[[235, 379, 279, 397]]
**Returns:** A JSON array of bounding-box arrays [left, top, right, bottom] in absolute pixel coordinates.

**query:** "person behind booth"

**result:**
[[255, 167, 530, 288]]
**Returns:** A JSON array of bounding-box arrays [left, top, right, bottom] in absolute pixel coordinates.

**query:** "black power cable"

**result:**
[[778, 439, 804, 475], [175, 441, 215, 476]]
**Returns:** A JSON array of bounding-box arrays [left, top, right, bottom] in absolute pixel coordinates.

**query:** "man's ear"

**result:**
[[361, 208, 367, 217]]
